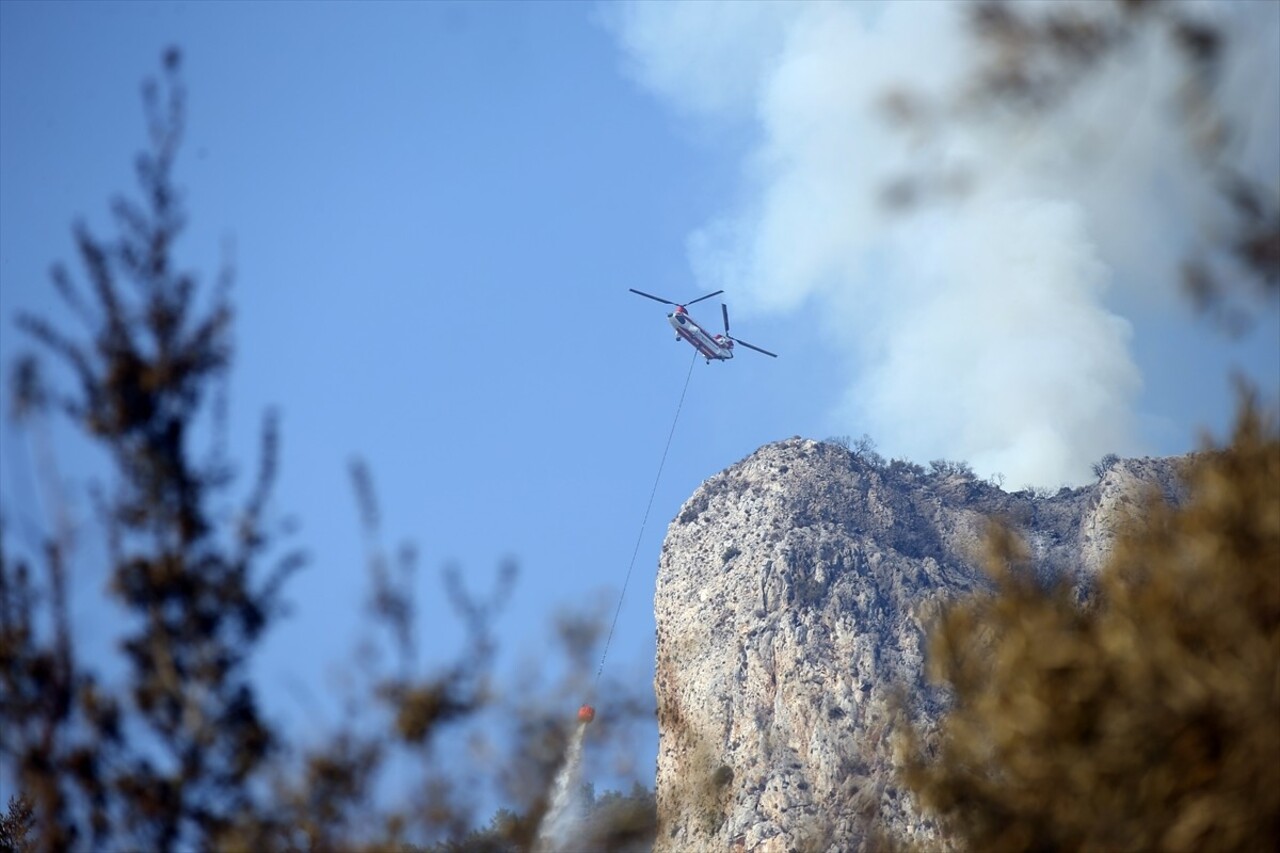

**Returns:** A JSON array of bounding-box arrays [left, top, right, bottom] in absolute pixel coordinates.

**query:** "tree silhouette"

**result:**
[[1, 49, 655, 852], [1, 47, 303, 850]]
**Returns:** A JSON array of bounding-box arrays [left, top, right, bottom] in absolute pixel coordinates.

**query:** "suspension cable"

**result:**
[[594, 349, 698, 690]]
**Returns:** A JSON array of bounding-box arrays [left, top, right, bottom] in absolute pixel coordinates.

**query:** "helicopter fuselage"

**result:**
[[668, 306, 734, 362], [629, 287, 775, 360]]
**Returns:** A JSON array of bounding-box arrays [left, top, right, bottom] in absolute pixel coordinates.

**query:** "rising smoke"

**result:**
[[609, 1, 1280, 487]]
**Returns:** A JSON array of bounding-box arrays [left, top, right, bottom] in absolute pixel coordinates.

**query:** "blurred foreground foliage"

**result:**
[[882, 0, 1279, 329], [0, 52, 653, 851], [429, 783, 655, 853], [895, 8, 1280, 844], [904, 391, 1280, 851]]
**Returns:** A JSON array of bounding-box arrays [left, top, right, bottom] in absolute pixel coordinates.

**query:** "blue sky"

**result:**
[[2, 0, 1277, 812], [0, 0, 822, 800]]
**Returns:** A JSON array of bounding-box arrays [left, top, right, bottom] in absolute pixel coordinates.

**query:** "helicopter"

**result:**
[[629, 288, 778, 363]]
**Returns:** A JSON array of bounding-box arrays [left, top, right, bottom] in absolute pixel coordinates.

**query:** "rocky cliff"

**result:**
[[653, 438, 1185, 852]]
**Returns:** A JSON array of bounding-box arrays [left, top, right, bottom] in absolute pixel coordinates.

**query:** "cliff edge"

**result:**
[[653, 438, 1184, 852]]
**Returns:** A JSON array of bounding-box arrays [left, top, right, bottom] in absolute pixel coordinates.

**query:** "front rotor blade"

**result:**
[[733, 338, 778, 358], [629, 288, 676, 306], [721, 303, 730, 335], [684, 289, 724, 307]]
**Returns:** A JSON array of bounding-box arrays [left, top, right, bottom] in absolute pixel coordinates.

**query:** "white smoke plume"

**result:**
[[533, 723, 587, 853], [609, 1, 1279, 487]]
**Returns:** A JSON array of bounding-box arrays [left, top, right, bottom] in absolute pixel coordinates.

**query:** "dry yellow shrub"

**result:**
[[904, 393, 1280, 852]]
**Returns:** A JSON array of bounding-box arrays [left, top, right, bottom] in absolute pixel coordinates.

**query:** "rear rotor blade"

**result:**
[[732, 338, 778, 358], [684, 289, 724, 307], [721, 304, 730, 335], [629, 288, 676, 306]]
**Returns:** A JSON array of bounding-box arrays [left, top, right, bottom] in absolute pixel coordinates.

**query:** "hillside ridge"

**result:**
[[653, 437, 1185, 852]]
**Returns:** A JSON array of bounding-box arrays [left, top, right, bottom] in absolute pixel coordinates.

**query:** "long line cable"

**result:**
[[594, 348, 698, 691]]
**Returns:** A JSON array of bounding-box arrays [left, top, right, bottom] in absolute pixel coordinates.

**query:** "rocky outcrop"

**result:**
[[653, 438, 1186, 852]]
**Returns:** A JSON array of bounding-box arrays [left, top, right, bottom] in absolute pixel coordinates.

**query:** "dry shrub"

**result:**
[[904, 391, 1280, 852]]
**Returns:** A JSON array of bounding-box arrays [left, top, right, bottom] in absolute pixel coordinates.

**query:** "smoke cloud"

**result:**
[[609, 1, 1278, 487]]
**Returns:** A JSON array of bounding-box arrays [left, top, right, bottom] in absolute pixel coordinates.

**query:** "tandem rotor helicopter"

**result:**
[[630, 288, 777, 363]]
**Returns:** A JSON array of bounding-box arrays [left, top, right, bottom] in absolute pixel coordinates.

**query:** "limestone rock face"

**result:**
[[652, 439, 1185, 852]]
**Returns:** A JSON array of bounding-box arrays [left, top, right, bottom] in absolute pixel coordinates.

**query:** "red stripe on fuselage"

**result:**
[[671, 315, 728, 360]]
